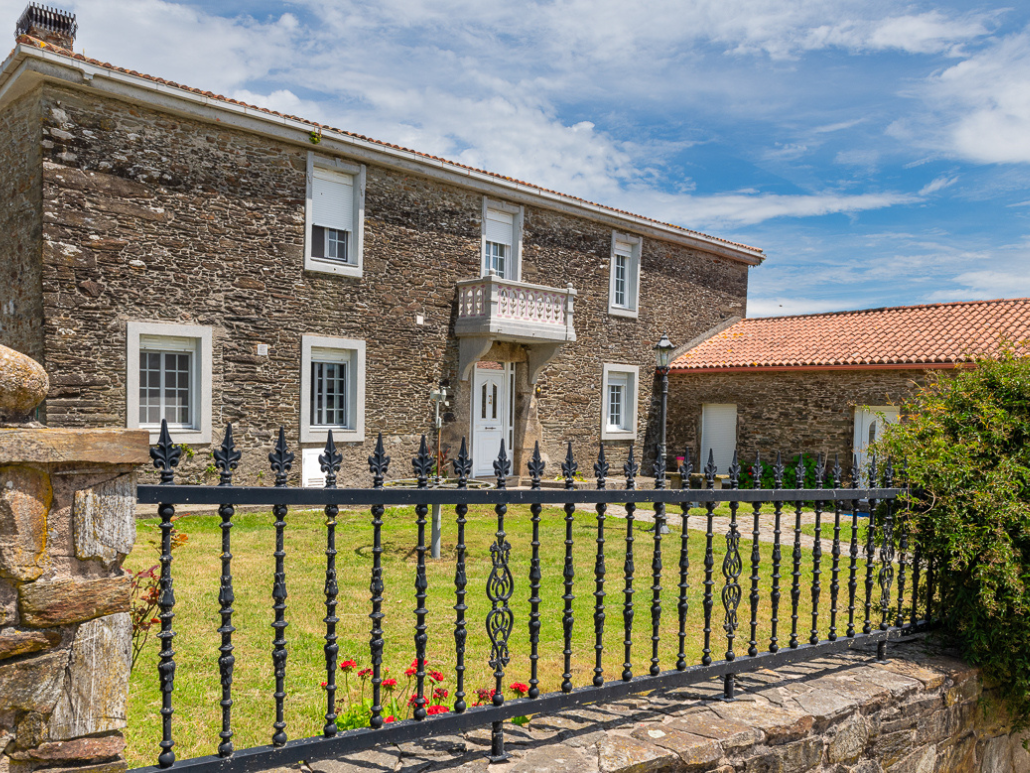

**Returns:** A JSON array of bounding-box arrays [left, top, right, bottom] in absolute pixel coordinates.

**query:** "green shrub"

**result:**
[[877, 345, 1030, 728], [739, 453, 822, 489]]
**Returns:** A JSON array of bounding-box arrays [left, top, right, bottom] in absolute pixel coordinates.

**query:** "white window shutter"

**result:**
[[312, 169, 354, 233], [485, 209, 514, 245]]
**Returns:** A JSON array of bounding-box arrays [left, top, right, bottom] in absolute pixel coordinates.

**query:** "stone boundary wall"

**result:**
[[0, 426, 149, 773], [305, 637, 1026, 773]]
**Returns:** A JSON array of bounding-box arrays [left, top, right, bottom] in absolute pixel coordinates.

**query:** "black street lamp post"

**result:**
[[651, 332, 675, 534]]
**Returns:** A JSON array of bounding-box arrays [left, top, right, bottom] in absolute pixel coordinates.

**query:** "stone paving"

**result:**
[[260, 635, 1028, 773]]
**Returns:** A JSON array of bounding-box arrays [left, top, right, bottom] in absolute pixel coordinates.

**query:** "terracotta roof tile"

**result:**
[[671, 298, 1030, 371], [8, 35, 763, 258]]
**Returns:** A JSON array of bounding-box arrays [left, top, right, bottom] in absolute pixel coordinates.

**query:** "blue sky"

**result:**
[[9, 0, 1030, 315]]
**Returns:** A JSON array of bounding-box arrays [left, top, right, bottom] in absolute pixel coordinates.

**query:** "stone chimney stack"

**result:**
[[15, 3, 77, 51]]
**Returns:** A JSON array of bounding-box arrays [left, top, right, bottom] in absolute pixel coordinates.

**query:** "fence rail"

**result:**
[[134, 419, 930, 773]]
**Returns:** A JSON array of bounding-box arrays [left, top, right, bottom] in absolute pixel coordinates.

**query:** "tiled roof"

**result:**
[[671, 297, 1030, 371], [6, 35, 763, 259]]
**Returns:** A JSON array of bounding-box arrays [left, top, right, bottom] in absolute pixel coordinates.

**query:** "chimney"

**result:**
[[16, 3, 77, 51]]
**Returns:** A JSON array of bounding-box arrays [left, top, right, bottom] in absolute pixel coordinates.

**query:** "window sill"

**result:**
[[304, 257, 363, 278], [607, 305, 639, 319], [301, 425, 365, 444], [142, 426, 210, 444], [601, 428, 637, 441]]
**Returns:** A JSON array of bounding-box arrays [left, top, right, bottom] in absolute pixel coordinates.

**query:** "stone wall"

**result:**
[[317, 637, 1028, 773], [0, 426, 148, 773], [667, 368, 941, 471], [0, 89, 44, 370], [17, 81, 751, 485]]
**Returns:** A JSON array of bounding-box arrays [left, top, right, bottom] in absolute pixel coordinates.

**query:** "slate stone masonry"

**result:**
[[5, 81, 751, 486]]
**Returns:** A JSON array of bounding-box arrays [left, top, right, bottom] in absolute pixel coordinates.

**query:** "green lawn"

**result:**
[[125, 504, 892, 766]]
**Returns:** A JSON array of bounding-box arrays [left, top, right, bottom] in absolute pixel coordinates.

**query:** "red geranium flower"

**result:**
[[384, 716, 396, 723], [510, 683, 529, 696], [407, 694, 420, 706], [427, 705, 450, 715], [320, 681, 327, 689], [405, 665, 418, 677], [429, 670, 445, 683], [433, 688, 448, 700], [340, 660, 357, 672], [358, 668, 372, 678], [382, 678, 398, 690]]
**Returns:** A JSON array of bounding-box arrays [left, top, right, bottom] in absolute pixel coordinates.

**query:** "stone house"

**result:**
[[0, 8, 763, 485], [666, 297, 1030, 478]]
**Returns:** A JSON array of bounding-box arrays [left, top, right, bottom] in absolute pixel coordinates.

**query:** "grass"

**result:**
[[125, 504, 876, 766]]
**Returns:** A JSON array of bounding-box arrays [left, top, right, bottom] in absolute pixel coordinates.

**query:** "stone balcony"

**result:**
[[454, 275, 577, 382]]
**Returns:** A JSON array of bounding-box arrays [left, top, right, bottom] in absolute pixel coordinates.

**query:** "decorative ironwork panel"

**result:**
[[722, 452, 743, 662]]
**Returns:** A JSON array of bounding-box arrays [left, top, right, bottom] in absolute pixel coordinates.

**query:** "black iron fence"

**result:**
[[134, 419, 930, 773]]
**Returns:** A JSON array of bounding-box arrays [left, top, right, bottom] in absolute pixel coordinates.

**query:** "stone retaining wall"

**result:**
[[0, 427, 149, 773], [307, 637, 1026, 773]]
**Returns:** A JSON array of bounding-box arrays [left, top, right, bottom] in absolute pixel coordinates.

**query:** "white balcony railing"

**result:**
[[454, 275, 576, 344]]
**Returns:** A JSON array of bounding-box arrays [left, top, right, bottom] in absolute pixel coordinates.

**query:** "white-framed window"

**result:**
[[126, 321, 213, 444], [300, 335, 366, 444], [601, 363, 639, 440], [304, 152, 366, 278], [482, 198, 522, 280], [608, 232, 641, 318]]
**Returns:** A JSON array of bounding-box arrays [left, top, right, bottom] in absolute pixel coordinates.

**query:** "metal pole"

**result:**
[[431, 503, 442, 559], [655, 368, 670, 535]]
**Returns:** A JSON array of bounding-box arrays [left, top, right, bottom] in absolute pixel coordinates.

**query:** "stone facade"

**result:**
[[667, 368, 941, 472], [0, 90, 44, 368], [0, 424, 149, 773], [3, 79, 753, 485]]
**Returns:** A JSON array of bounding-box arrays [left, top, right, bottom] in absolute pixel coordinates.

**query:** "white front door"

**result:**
[[472, 363, 514, 477], [853, 406, 900, 482]]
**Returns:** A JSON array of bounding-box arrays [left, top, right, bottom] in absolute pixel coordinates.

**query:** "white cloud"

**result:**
[[928, 268, 1030, 300], [903, 26, 1030, 164], [625, 190, 918, 229], [918, 175, 958, 195]]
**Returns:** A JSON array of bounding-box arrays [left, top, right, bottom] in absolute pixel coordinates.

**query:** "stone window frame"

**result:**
[[126, 321, 213, 444], [304, 152, 366, 279], [601, 363, 639, 441], [481, 197, 524, 281], [608, 231, 642, 319], [300, 334, 367, 444]]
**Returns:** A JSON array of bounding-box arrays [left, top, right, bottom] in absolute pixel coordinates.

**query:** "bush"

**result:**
[[739, 453, 822, 489], [877, 345, 1030, 728]]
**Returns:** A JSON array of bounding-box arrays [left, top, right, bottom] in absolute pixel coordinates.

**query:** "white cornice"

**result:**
[[0, 44, 765, 265]]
